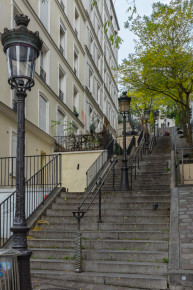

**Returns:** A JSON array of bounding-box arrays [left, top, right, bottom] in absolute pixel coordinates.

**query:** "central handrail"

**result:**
[[72, 157, 117, 273], [86, 138, 114, 192]]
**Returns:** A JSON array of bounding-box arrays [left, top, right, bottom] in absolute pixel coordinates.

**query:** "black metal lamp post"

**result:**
[[119, 92, 131, 191], [153, 110, 159, 145], [144, 108, 150, 155], [1, 14, 42, 290]]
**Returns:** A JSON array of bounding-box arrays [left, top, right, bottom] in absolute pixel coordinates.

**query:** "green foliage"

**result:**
[[119, 0, 193, 144]]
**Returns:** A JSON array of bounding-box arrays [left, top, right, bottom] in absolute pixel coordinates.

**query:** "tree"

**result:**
[[119, 0, 193, 144]]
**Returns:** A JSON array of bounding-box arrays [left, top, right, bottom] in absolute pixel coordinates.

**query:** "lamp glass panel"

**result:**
[[6, 44, 37, 85], [119, 100, 130, 113]]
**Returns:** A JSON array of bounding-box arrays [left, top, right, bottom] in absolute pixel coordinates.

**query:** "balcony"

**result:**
[[59, 89, 64, 101], [40, 67, 46, 82], [60, 45, 64, 56]]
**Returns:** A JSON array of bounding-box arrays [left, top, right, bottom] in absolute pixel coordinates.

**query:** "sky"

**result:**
[[114, 0, 171, 64]]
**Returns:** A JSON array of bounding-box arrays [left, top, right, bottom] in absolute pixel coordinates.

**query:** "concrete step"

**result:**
[[30, 230, 169, 241], [60, 189, 171, 198], [36, 222, 169, 232], [52, 201, 170, 210], [31, 270, 168, 289], [45, 208, 170, 217], [31, 248, 168, 262], [31, 276, 143, 290], [31, 259, 167, 275], [57, 196, 170, 204], [42, 215, 170, 224], [28, 238, 168, 251]]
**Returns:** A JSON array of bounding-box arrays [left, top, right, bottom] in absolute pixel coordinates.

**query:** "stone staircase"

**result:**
[[29, 136, 171, 289]]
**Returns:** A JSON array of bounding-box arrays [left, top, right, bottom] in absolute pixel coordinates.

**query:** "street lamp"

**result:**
[[1, 14, 42, 290], [153, 110, 159, 145], [144, 108, 150, 155], [119, 91, 131, 191]]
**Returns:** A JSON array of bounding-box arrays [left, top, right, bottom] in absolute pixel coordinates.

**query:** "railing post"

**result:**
[[73, 210, 84, 273], [98, 188, 102, 223], [182, 149, 184, 185]]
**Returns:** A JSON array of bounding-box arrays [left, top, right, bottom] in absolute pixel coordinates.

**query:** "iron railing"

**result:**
[[86, 139, 114, 191], [73, 157, 117, 273], [54, 131, 111, 152], [0, 155, 58, 188], [149, 136, 155, 153], [127, 136, 136, 155], [137, 130, 143, 146], [0, 154, 61, 247]]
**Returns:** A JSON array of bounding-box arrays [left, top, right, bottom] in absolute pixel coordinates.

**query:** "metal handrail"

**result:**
[[86, 139, 114, 191], [137, 130, 143, 146], [127, 136, 136, 155], [72, 157, 117, 273], [0, 154, 61, 247], [0, 154, 58, 188]]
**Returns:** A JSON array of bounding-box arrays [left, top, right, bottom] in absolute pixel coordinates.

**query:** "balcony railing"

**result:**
[[60, 45, 64, 55], [54, 131, 112, 153], [40, 66, 46, 82], [74, 68, 77, 75], [59, 89, 64, 101]]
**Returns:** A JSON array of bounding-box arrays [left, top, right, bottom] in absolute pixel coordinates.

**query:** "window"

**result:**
[[59, 67, 66, 102], [40, 45, 49, 83], [59, 23, 66, 56], [39, 95, 48, 133], [74, 46, 79, 76], [90, 34, 94, 56], [75, 8, 79, 38], [57, 110, 65, 136], [97, 83, 101, 105], [89, 67, 93, 92], [40, 0, 49, 30], [73, 87, 79, 114]]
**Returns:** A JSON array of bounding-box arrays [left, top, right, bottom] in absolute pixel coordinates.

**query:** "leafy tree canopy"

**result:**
[[119, 0, 193, 143]]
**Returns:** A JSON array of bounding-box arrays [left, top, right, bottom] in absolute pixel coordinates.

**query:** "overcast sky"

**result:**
[[114, 0, 171, 64]]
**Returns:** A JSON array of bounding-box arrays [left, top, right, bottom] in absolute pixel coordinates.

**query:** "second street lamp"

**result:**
[[119, 92, 131, 191], [1, 14, 42, 290], [153, 110, 159, 145], [144, 108, 150, 155]]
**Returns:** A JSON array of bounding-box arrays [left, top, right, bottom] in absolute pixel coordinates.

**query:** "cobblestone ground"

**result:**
[[179, 187, 193, 270]]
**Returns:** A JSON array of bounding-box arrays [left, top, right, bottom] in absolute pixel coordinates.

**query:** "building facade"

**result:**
[[0, 0, 119, 158]]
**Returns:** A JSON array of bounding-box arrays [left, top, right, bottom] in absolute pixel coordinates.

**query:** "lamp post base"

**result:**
[[120, 167, 129, 191], [11, 226, 32, 290]]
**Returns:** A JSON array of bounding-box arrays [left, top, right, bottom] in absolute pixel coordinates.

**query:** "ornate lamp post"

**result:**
[[1, 14, 42, 290], [153, 110, 159, 145], [119, 92, 131, 191], [144, 108, 150, 155]]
